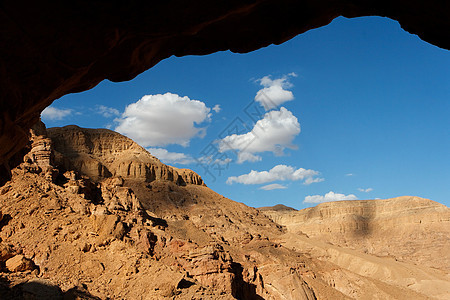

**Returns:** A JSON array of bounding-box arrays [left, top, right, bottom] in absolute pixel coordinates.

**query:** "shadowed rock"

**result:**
[[0, 1, 449, 164]]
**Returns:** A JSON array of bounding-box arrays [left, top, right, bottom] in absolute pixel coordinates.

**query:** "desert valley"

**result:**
[[0, 121, 447, 299]]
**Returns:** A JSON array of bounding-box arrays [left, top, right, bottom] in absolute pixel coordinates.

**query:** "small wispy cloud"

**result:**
[[346, 173, 354, 177], [304, 191, 358, 204], [198, 155, 232, 166], [147, 148, 194, 165], [96, 105, 120, 118], [212, 104, 221, 113], [41, 107, 73, 121], [259, 183, 287, 190], [304, 177, 325, 185], [358, 188, 373, 193]]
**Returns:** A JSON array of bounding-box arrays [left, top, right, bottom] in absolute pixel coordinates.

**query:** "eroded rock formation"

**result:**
[[0, 1, 449, 165], [0, 122, 448, 299], [0, 122, 319, 298], [47, 124, 204, 186]]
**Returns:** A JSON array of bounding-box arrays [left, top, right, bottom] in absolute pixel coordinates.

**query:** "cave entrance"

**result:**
[[40, 16, 449, 210]]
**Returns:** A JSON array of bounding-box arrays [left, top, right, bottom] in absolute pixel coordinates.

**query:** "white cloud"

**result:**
[[198, 155, 232, 166], [358, 188, 373, 193], [346, 173, 354, 176], [303, 191, 358, 204], [41, 107, 72, 121], [259, 183, 287, 190], [255, 74, 296, 110], [304, 177, 325, 185], [147, 148, 194, 165], [227, 164, 323, 185], [96, 105, 120, 118], [212, 104, 221, 113], [218, 107, 300, 163], [237, 152, 262, 163], [115, 92, 211, 147]]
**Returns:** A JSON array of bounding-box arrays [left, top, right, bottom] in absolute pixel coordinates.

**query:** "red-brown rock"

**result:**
[[0, 1, 449, 164], [5, 254, 35, 272]]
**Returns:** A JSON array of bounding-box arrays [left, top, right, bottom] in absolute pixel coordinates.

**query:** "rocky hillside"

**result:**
[[261, 197, 450, 272], [0, 121, 448, 299], [47, 125, 204, 186]]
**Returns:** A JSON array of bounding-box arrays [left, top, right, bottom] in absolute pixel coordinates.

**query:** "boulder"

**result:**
[[5, 254, 35, 272]]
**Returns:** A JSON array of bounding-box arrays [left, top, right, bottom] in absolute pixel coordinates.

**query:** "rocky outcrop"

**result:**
[[100, 177, 142, 212], [0, 124, 320, 299], [47, 124, 204, 186], [171, 242, 237, 295], [0, 1, 449, 164], [5, 255, 35, 273], [24, 121, 59, 182]]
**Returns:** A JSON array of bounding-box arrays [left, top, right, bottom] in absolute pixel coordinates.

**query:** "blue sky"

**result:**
[[42, 16, 450, 210]]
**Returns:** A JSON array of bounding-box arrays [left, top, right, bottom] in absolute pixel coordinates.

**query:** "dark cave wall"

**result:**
[[0, 0, 448, 166]]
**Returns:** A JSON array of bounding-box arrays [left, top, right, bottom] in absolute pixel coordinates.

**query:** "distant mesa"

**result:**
[[260, 196, 450, 272], [258, 204, 297, 212]]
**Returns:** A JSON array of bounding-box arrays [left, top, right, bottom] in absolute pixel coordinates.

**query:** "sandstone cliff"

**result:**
[[261, 197, 450, 299], [261, 197, 450, 271], [47, 125, 204, 186]]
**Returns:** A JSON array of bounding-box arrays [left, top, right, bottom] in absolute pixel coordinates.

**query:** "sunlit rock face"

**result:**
[[0, 0, 448, 165], [0, 121, 448, 298], [261, 196, 450, 271], [47, 124, 205, 186]]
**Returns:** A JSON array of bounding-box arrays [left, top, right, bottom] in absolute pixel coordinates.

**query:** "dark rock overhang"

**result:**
[[0, 0, 448, 166]]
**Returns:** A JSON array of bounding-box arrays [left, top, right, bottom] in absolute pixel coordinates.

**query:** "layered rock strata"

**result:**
[[261, 197, 450, 271], [47, 125, 204, 186]]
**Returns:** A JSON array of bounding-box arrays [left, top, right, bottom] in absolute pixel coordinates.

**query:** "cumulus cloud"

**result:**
[[96, 105, 120, 118], [147, 148, 194, 165], [41, 107, 72, 121], [303, 191, 358, 204], [346, 173, 354, 176], [212, 104, 221, 113], [227, 164, 323, 185], [358, 188, 373, 193], [115, 93, 211, 147], [259, 183, 287, 190], [218, 107, 300, 163], [255, 73, 296, 110]]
